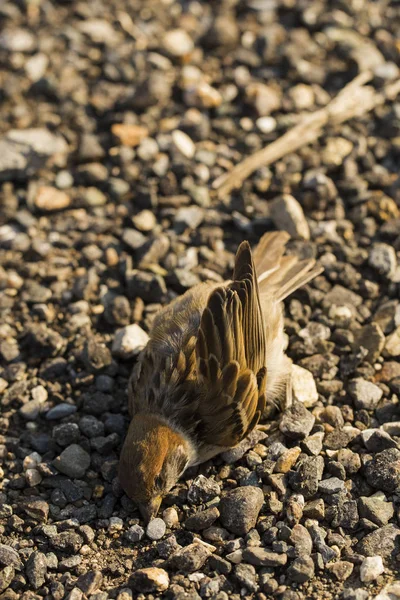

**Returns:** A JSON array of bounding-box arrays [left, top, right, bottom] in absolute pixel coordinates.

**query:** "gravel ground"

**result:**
[[1, 1, 400, 599]]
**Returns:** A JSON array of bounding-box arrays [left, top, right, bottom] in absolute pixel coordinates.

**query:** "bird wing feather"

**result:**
[[194, 241, 267, 447]]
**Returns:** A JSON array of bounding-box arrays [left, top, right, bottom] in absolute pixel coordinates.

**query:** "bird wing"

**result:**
[[194, 241, 267, 447], [127, 282, 215, 419]]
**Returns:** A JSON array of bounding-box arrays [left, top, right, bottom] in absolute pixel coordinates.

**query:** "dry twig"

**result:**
[[212, 72, 400, 199]]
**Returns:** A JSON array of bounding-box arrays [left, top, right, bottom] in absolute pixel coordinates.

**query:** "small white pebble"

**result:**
[[108, 517, 124, 532], [171, 130, 195, 159], [146, 518, 166, 541], [31, 385, 48, 404], [360, 556, 384, 583], [256, 116, 277, 133]]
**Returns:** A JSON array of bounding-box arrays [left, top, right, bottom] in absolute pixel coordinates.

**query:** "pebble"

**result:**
[[242, 548, 287, 567], [275, 447, 301, 473], [111, 124, 148, 147], [219, 487, 264, 535], [132, 210, 157, 232], [187, 475, 221, 504], [289, 455, 324, 498], [76, 571, 103, 595], [0, 566, 14, 593], [26, 552, 47, 589], [34, 186, 71, 212], [369, 243, 397, 279], [358, 496, 394, 527], [130, 567, 169, 593], [269, 194, 310, 240], [162, 507, 179, 528], [287, 555, 315, 583], [168, 542, 212, 573], [171, 130, 196, 159], [46, 403, 77, 420], [125, 525, 145, 543], [348, 378, 383, 410], [353, 323, 385, 363], [279, 402, 315, 440], [185, 507, 220, 531], [0, 545, 21, 569], [328, 561, 354, 581], [108, 517, 124, 532], [146, 518, 166, 540], [163, 29, 194, 57], [112, 324, 149, 359], [357, 524, 400, 558], [53, 444, 91, 479], [318, 477, 345, 494], [364, 448, 400, 492], [385, 326, 400, 357], [235, 563, 258, 592], [256, 116, 277, 133], [291, 365, 319, 407], [360, 556, 384, 583]]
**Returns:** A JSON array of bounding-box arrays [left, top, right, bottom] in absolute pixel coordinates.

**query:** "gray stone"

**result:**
[[221, 430, 267, 463], [53, 445, 91, 479], [369, 243, 397, 279], [269, 194, 310, 240], [50, 532, 83, 553], [358, 496, 394, 527], [287, 556, 315, 583], [357, 524, 400, 558], [76, 571, 103, 595], [0, 545, 21, 569], [219, 487, 264, 535], [353, 323, 385, 363], [279, 402, 315, 440], [234, 563, 258, 592], [289, 524, 313, 556], [168, 542, 212, 573], [184, 507, 220, 531], [364, 448, 400, 492], [0, 566, 15, 593], [146, 518, 166, 541], [52, 423, 80, 447], [46, 403, 77, 420], [318, 477, 345, 494], [187, 475, 221, 504], [125, 525, 145, 543], [289, 455, 324, 498], [348, 378, 383, 410], [242, 547, 287, 567], [0, 129, 68, 181], [26, 552, 47, 589]]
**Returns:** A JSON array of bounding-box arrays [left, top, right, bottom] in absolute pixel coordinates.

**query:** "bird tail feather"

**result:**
[[253, 232, 322, 301]]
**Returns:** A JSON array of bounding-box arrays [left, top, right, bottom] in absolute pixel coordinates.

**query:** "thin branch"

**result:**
[[212, 72, 400, 199]]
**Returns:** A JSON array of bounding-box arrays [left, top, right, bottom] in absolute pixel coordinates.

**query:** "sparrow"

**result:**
[[118, 231, 322, 521]]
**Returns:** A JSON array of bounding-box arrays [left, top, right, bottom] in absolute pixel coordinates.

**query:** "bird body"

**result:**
[[118, 231, 322, 520]]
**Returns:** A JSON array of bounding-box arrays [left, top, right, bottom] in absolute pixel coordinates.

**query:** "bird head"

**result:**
[[118, 413, 191, 522]]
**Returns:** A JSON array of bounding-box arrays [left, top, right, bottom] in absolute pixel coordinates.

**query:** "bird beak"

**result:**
[[138, 496, 162, 522]]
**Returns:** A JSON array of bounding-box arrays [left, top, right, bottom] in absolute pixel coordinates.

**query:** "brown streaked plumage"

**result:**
[[118, 232, 323, 520]]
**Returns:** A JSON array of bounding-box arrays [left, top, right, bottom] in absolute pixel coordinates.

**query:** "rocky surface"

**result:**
[[0, 0, 400, 599]]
